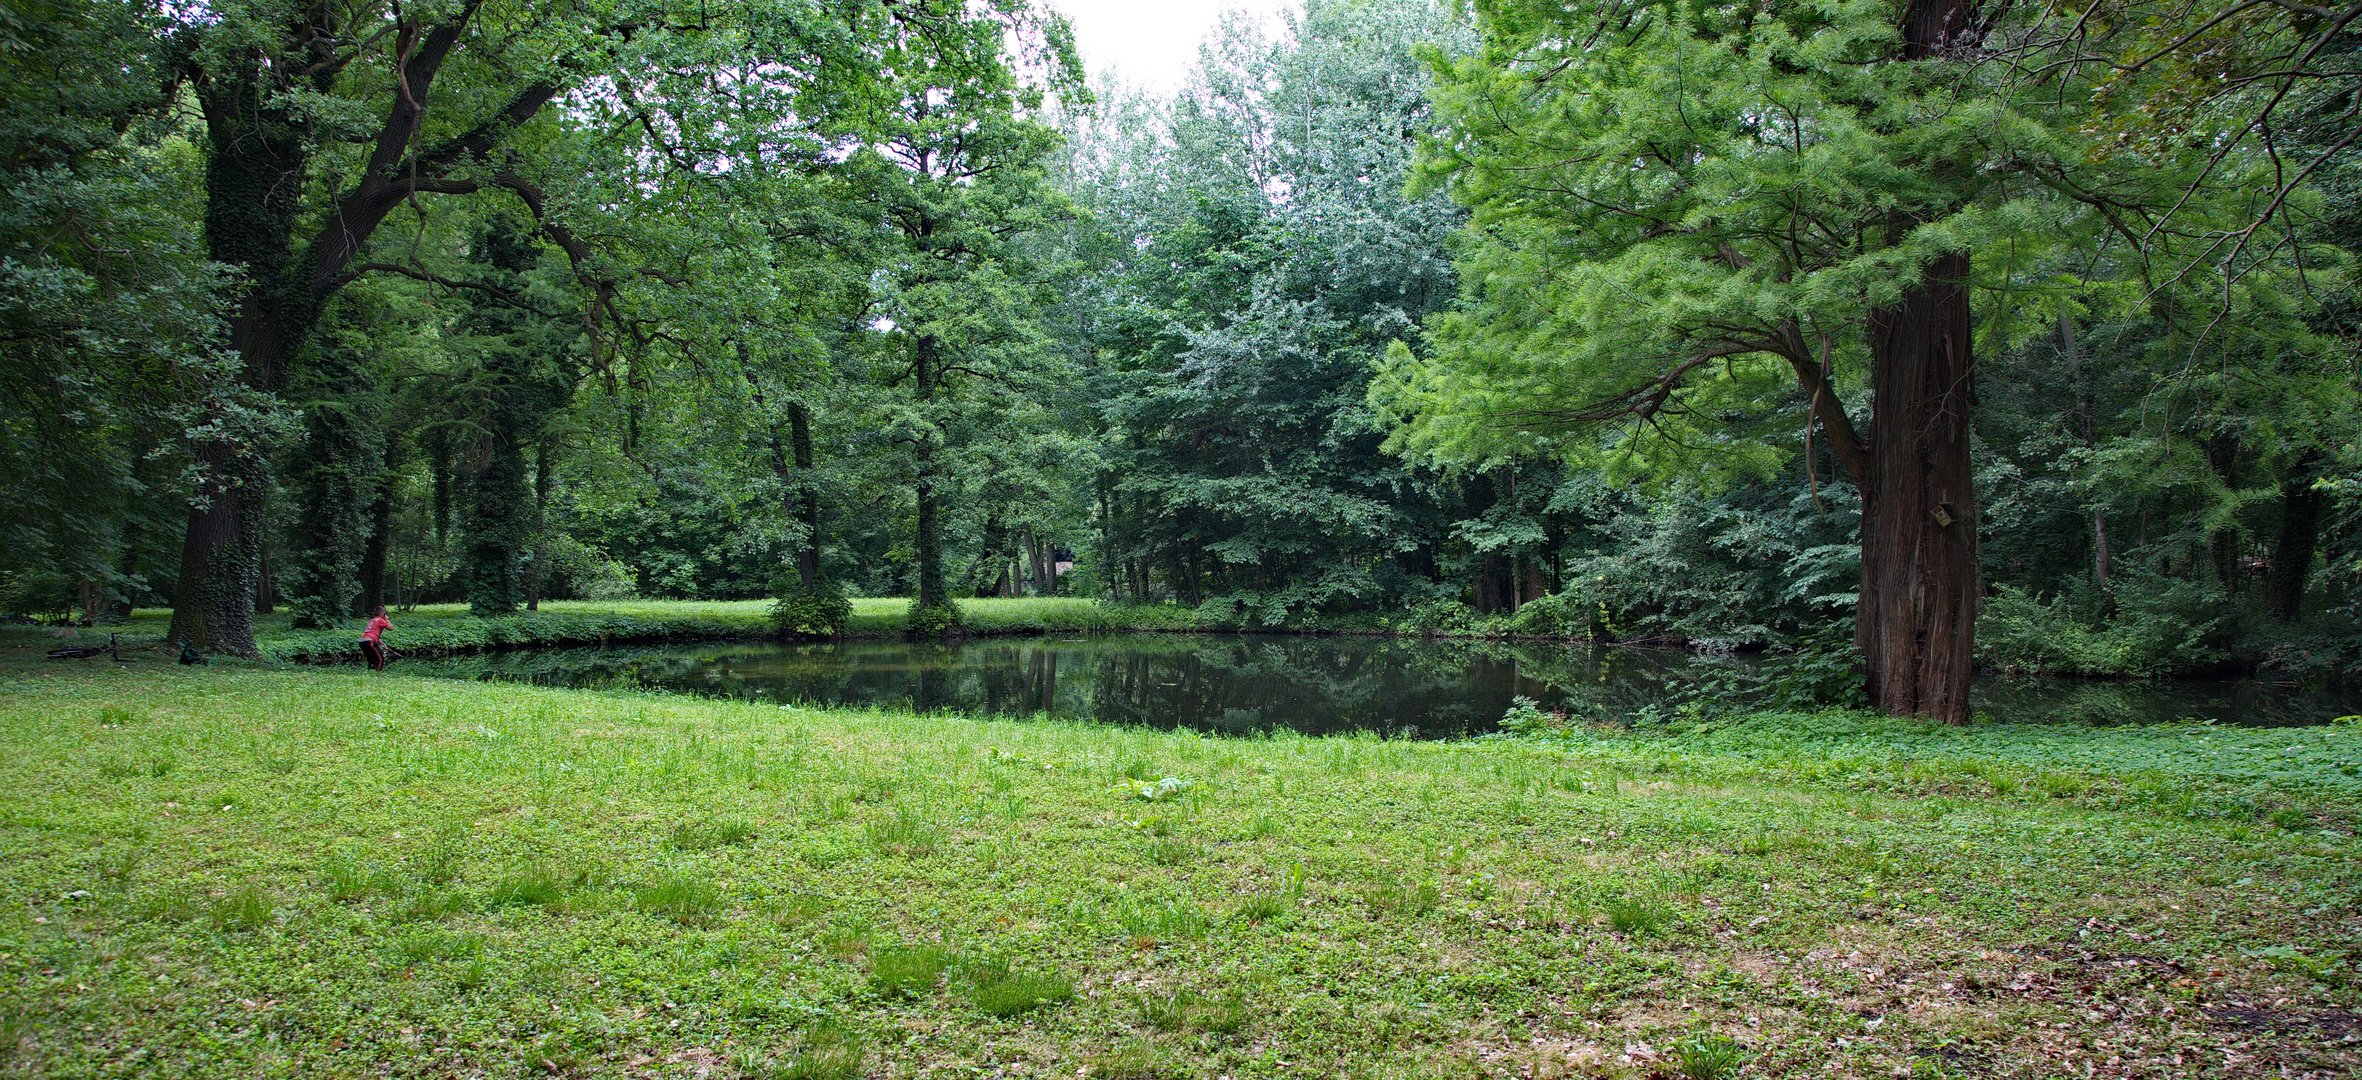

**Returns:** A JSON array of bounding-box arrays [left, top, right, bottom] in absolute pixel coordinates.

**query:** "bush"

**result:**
[[1389, 597, 1481, 636], [1979, 574, 2234, 677], [1677, 627, 1866, 715], [1499, 695, 1566, 734], [1505, 590, 1593, 639], [906, 601, 962, 639], [2236, 612, 2362, 683], [769, 582, 851, 638]]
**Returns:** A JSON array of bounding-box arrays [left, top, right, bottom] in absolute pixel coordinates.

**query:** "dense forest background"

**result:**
[[4, 0, 2358, 704]]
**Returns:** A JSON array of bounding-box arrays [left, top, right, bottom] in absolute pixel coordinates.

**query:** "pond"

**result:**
[[402, 633, 2362, 736]]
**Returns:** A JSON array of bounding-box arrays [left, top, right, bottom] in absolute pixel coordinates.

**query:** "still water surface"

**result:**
[[403, 634, 2362, 736]]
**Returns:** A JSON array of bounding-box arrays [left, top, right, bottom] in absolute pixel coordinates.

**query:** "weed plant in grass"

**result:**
[[1139, 988, 1248, 1035], [867, 943, 954, 998], [961, 957, 1076, 1017], [484, 864, 573, 908], [633, 873, 724, 924], [1605, 894, 1676, 936], [1673, 1034, 1750, 1080], [670, 817, 758, 851], [1, 661, 2359, 1077], [764, 1025, 866, 1080]]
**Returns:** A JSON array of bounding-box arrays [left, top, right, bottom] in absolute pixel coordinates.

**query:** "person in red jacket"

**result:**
[[361, 606, 393, 671]]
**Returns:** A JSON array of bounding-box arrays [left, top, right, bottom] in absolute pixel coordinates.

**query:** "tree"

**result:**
[[278, 331, 386, 628], [1375, 0, 2306, 721], [1059, 0, 1474, 619], [841, 6, 1080, 635], [0, 0, 231, 621], [154, 0, 950, 654], [446, 215, 578, 616]]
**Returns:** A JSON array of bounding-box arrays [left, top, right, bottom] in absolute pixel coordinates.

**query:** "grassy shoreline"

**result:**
[[14, 597, 1582, 665], [20, 600, 2343, 691], [2, 654, 2357, 1077], [16, 598, 1212, 664]]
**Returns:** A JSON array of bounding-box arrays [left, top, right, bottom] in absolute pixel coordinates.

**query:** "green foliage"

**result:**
[[1063, 0, 1474, 620], [1498, 696, 1565, 736], [1388, 598, 1484, 636], [1503, 592, 1590, 640], [0, 0, 229, 621]]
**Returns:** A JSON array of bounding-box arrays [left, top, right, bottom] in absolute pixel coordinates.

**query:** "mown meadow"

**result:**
[[2, 650, 2356, 1078]]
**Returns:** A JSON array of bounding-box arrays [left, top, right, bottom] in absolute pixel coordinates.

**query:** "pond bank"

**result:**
[[34, 597, 1608, 665], [0, 659, 2355, 1076], [25, 599, 2353, 694]]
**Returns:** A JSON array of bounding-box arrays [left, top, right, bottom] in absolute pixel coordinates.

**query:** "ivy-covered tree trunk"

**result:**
[[461, 426, 531, 616], [168, 58, 312, 655], [1860, 251, 1978, 725], [527, 441, 553, 611], [913, 456, 948, 609], [169, 442, 272, 652], [789, 400, 822, 594], [282, 344, 382, 628], [909, 333, 958, 635], [356, 435, 398, 616]]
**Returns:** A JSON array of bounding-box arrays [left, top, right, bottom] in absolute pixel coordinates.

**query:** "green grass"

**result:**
[[1, 656, 2358, 1077]]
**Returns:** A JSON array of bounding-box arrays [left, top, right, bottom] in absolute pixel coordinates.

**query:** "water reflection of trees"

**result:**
[[400, 635, 2361, 735]]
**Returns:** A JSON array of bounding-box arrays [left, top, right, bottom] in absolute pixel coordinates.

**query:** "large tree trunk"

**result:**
[[911, 335, 953, 623], [527, 440, 552, 611], [914, 464, 947, 605], [2062, 314, 2113, 597], [789, 400, 822, 593], [1023, 525, 1046, 596], [2203, 435, 2245, 595], [167, 3, 540, 652], [168, 58, 310, 656], [1841, 0, 1985, 724], [357, 435, 397, 617], [1859, 251, 1978, 724], [170, 445, 271, 653], [2266, 452, 2324, 620], [1521, 557, 1548, 610]]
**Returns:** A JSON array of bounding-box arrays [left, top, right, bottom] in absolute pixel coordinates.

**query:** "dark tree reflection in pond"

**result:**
[[403, 634, 2362, 735]]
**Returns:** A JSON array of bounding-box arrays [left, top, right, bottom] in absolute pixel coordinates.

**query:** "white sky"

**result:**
[[1048, 0, 1299, 93]]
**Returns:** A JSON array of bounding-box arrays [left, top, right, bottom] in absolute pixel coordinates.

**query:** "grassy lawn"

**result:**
[[1, 655, 2357, 1077]]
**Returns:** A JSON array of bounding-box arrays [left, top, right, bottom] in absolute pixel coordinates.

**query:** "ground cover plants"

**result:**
[[1, 653, 2357, 1077]]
